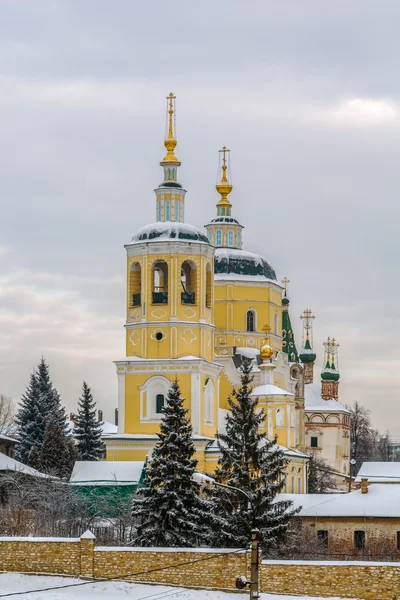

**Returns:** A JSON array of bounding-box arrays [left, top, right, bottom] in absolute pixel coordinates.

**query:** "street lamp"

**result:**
[[192, 472, 260, 599]]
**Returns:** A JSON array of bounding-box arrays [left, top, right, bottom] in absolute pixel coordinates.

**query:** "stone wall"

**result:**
[[0, 537, 81, 575], [261, 560, 400, 600], [1, 534, 400, 598]]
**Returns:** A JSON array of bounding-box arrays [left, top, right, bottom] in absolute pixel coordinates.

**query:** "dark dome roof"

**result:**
[[214, 248, 276, 281], [158, 181, 182, 189], [207, 217, 240, 225], [130, 222, 210, 245]]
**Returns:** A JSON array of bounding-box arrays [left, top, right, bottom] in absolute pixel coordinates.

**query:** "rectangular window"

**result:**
[[310, 436, 318, 448], [156, 394, 165, 414], [157, 201, 161, 221], [175, 200, 179, 221], [354, 530, 365, 550], [165, 200, 170, 221], [317, 530, 329, 548], [228, 230, 234, 246], [216, 230, 222, 245], [397, 532, 400, 550]]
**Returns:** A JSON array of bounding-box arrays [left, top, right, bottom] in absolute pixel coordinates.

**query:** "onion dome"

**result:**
[[260, 343, 273, 361], [299, 337, 317, 364], [130, 222, 210, 245], [330, 358, 340, 382], [321, 359, 332, 380], [214, 248, 276, 281], [282, 291, 289, 306]]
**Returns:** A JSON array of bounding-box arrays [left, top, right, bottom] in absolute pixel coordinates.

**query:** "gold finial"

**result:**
[[261, 324, 273, 360], [281, 277, 290, 293], [323, 337, 332, 363], [216, 146, 233, 210], [162, 92, 180, 165], [300, 309, 315, 340]]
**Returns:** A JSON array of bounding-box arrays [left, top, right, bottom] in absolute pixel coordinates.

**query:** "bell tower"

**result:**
[[107, 94, 221, 468]]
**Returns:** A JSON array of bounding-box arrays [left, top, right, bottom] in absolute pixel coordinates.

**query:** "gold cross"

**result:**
[[281, 277, 290, 293], [262, 324, 271, 334], [219, 145, 230, 166], [167, 92, 176, 111], [300, 309, 315, 332]]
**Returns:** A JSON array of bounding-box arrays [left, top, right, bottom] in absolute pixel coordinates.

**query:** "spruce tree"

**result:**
[[132, 379, 222, 547], [14, 372, 44, 465], [40, 417, 76, 478], [74, 381, 105, 461], [15, 358, 73, 476], [211, 358, 296, 553]]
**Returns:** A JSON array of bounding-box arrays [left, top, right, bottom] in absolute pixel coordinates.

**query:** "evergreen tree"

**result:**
[[132, 379, 223, 547], [40, 417, 77, 478], [210, 358, 296, 553], [74, 381, 105, 461], [15, 358, 73, 477], [14, 372, 44, 465]]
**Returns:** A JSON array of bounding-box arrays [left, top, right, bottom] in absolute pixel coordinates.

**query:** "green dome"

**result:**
[[282, 295, 289, 306], [214, 248, 276, 281], [330, 362, 340, 382], [321, 360, 340, 381], [299, 339, 316, 364]]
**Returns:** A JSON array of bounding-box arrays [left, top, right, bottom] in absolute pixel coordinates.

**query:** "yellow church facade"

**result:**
[[105, 94, 309, 492]]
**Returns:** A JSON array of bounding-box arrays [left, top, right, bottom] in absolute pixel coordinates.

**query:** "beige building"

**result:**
[[281, 482, 400, 557]]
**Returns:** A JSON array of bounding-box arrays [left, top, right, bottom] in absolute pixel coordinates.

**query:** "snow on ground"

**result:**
[[0, 573, 354, 599]]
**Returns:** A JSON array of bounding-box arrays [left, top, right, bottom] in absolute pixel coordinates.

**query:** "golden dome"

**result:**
[[260, 344, 273, 361]]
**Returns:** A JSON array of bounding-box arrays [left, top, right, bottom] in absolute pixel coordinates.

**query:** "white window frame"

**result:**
[[139, 376, 170, 422], [204, 378, 215, 426]]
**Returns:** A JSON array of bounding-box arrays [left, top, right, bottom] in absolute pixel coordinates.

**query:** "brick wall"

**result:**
[[0, 537, 81, 575], [1, 534, 400, 598], [261, 560, 400, 600]]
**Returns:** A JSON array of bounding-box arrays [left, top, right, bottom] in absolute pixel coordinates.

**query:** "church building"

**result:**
[[104, 94, 348, 493]]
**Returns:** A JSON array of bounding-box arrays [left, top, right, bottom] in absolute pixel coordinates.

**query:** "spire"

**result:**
[[216, 146, 233, 217], [321, 337, 340, 400], [161, 92, 180, 166], [299, 309, 316, 383], [281, 277, 299, 363]]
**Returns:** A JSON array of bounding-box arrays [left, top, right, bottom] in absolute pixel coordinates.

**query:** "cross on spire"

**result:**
[[281, 277, 290, 293], [300, 308, 315, 340], [166, 92, 176, 140]]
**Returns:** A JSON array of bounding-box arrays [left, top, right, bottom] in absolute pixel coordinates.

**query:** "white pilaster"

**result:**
[[117, 373, 126, 434], [191, 373, 200, 435]]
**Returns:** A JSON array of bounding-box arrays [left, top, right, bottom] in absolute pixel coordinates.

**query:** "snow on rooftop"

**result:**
[[251, 384, 294, 398], [0, 451, 53, 479], [287, 484, 400, 518], [214, 273, 278, 283], [70, 461, 144, 486], [0, 433, 18, 443], [355, 461, 400, 483], [235, 347, 260, 359], [304, 383, 350, 413], [128, 222, 209, 245], [67, 420, 117, 436]]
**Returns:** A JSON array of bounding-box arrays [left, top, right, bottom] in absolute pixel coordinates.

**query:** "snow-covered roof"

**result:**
[[235, 347, 260, 359], [214, 247, 277, 283], [355, 462, 400, 483], [251, 384, 294, 398], [67, 419, 118, 436], [0, 451, 53, 479], [283, 485, 400, 517], [70, 461, 145, 486], [0, 433, 18, 443], [128, 222, 210, 245], [304, 383, 350, 414]]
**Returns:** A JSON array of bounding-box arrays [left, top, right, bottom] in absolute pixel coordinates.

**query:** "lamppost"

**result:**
[[192, 473, 260, 598], [349, 442, 356, 493]]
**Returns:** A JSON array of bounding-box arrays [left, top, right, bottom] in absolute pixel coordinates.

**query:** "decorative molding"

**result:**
[[151, 308, 167, 319], [182, 307, 196, 319], [180, 328, 197, 344], [129, 330, 141, 346]]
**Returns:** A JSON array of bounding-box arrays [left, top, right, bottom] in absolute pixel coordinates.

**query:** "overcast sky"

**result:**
[[0, 0, 398, 433]]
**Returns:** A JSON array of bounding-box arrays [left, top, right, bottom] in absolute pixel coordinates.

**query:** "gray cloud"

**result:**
[[0, 0, 398, 431]]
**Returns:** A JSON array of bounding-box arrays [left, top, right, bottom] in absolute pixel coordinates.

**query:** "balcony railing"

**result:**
[[132, 293, 141, 307], [181, 292, 195, 305], [152, 292, 168, 304]]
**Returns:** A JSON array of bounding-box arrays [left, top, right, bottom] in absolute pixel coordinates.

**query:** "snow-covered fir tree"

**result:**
[[210, 358, 296, 553], [132, 378, 225, 547], [15, 358, 73, 476], [14, 372, 44, 465], [74, 381, 105, 461], [40, 416, 77, 478]]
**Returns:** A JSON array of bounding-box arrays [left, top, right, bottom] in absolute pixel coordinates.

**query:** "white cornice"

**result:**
[[125, 321, 215, 330]]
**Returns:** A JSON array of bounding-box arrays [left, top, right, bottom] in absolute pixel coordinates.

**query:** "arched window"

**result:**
[[204, 379, 215, 425], [207, 230, 213, 244], [139, 376, 170, 422], [206, 263, 212, 308], [228, 230, 234, 246], [221, 207, 225, 215], [237, 231, 241, 247], [216, 230, 222, 245], [175, 200, 179, 221], [167, 168, 171, 180], [246, 310, 256, 332], [181, 260, 197, 304], [156, 394, 165, 413], [152, 260, 168, 304], [165, 200, 170, 221], [129, 262, 141, 307]]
